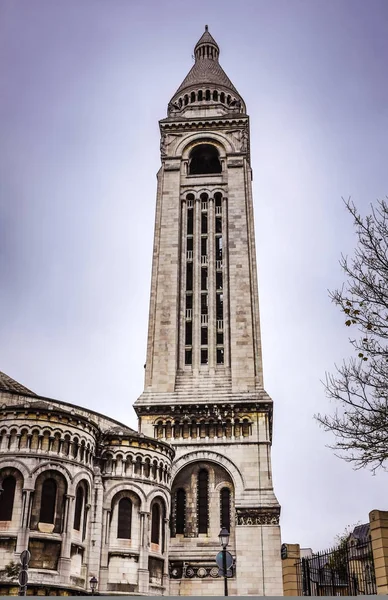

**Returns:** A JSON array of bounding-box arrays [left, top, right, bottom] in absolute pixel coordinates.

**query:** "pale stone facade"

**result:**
[[0, 28, 282, 596], [135, 26, 283, 596]]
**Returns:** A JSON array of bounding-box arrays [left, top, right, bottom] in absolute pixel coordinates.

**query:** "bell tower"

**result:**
[[135, 27, 283, 596]]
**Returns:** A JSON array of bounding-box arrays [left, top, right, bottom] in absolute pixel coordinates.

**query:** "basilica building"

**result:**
[[0, 28, 282, 596]]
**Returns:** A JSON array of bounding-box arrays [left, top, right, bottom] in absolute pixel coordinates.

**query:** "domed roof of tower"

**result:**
[[194, 25, 219, 52], [171, 26, 241, 100]]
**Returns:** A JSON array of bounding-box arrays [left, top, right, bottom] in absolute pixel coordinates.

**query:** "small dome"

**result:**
[[169, 26, 244, 110]]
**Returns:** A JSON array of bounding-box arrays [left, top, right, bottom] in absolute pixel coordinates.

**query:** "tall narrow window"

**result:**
[[201, 348, 208, 365], [186, 262, 193, 291], [216, 294, 223, 320], [197, 469, 209, 533], [176, 489, 186, 534], [73, 486, 84, 530], [117, 498, 132, 539], [220, 488, 231, 532], [201, 212, 208, 234], [0, 476, 16, 521], [187, 209, 193, 235], [151, 503, 160, 544], [185, 321, 192, 345], [201, 294, 208, 315], [201, 268, 208, 290], [40, 479, 57, 524], [216, 236, 223, 260]]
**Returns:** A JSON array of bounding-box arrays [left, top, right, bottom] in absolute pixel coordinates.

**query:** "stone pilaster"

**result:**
[[282, 543, 301, 596], [370, 509, 388, 594]]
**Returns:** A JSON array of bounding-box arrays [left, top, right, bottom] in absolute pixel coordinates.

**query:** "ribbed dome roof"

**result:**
[[174, 59, 239, 97], [171, 26, 241, 101], [194, 25, 219, 51], [0, 370, 37, 396]]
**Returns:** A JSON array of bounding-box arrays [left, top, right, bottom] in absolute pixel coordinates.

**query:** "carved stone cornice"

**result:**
[[235, 507, 280, 526], [136, 401, 272, 418], [160, 116, 248, 133]]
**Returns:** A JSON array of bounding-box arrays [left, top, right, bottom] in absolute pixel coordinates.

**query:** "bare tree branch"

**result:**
[[315, 197, 388, 473]]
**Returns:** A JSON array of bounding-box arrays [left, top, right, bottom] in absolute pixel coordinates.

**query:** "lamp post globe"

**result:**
[[219, 527, 230, 548], [89, 576, 98, 595]]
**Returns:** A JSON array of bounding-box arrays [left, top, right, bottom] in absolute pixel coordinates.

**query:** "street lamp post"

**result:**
[[89, 576, 98, 596], [219, 527, 230, 597]]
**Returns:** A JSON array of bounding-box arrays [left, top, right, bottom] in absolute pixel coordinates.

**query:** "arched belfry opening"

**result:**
[[189, 144, 222, 175]]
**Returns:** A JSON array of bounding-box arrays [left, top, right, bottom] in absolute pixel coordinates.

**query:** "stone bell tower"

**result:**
[[135, 27, 283, 596]]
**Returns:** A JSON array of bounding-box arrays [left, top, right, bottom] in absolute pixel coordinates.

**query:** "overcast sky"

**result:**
[[1, 0, 388, 550]]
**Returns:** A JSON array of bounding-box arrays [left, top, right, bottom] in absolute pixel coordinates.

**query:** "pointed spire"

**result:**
[[170, 27, 243, 103], [194, 25, 220, 60]]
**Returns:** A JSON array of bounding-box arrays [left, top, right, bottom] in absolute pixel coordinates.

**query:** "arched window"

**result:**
[[220, 488, 231, 532], [189, 144, 221, 175], [197, 469, 209, 534], [39, 478, 57, 524], [0, 476, 16, 521], [242, 419, 250, 437], [117, 498, 132, 539], [190, 91, 196, 103], [176, 489, 186, 534], [73, 486, 84, 530], [151, 503, 160, 544], [213, 90, 218, 101]]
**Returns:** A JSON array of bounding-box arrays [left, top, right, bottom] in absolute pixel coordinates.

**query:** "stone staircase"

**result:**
[[174, 371, 232, 398]]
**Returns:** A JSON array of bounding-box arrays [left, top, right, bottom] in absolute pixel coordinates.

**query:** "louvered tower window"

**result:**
[[200, 193, 209, 364], [185, 193, 195, 365]]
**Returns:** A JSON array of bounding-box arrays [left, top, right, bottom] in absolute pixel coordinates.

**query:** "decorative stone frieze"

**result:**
[[235, 507, 281, 526]]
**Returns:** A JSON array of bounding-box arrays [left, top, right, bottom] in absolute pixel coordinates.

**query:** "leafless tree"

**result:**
[[316, 197, 388, 472]]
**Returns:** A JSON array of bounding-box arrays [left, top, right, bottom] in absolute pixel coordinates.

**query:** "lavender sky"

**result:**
[[1, 0, 388, 550]]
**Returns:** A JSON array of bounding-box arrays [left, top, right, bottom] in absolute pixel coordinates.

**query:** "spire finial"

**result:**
[[205, 24, 208, 31]]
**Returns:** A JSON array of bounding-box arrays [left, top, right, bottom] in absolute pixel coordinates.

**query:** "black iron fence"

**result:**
[[296, 537, 376, 596]]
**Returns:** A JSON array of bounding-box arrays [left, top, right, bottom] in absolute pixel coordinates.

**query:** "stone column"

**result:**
[[16, 488, 33, 553], [138, 511, 150, 594], [162, 516, 170, 594], [370, 509, 388, 594], [88, 469, 104, 589], [58, 494, 75, 580], [282, 543, 301, 596]]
